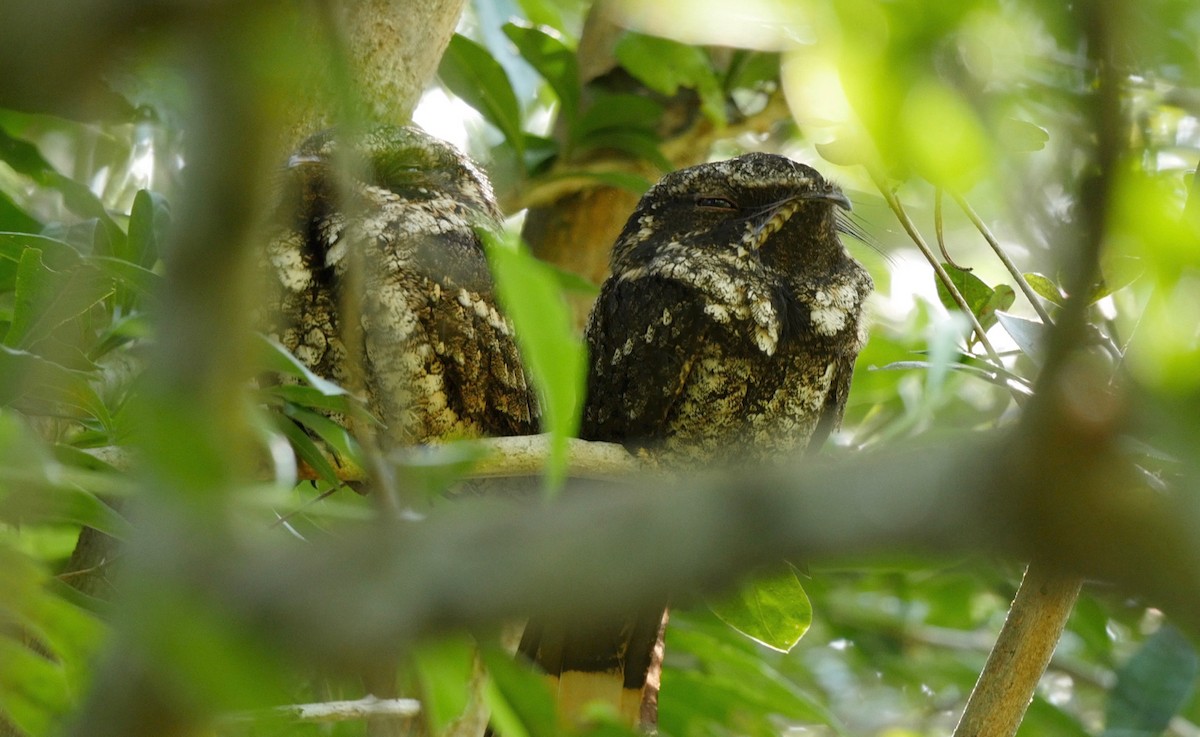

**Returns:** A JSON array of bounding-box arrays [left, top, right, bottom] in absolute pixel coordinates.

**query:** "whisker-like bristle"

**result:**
[[837, 211, 894, 266]]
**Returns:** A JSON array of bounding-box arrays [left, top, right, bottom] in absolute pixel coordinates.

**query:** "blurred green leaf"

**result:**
[[283, 405, 363, 472], [412, 635, 479, 735], [707, 563, 812, 653], [1024, 272, 1065, 306], [440, 34, 525, 160], [272, 414, 342, 487], [0, 190, 41, 234], [482, 644, 558, 737], [999, 118, 1050, 152], [576, 129, 671, 172], [614, 33, 726, 126], [483, 229, 585, 490], [503, 22, 580, 127], [1102, 625, 1198, 737]]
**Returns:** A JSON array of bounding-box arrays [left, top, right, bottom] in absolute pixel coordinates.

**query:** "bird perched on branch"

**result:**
[[516, 153, 873, 728], [265, 125, 537, 448]]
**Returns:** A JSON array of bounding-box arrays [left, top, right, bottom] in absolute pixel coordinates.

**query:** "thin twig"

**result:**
[[935, 188, 969, 270], [952, 194, 1054, 326], [867, 170, 1008, 371]]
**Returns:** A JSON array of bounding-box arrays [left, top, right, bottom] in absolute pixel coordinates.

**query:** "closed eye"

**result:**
[[695, 195, 738, 211]]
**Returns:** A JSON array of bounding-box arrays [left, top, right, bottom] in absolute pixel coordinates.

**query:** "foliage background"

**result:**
[[2, 1, 1200, 736]]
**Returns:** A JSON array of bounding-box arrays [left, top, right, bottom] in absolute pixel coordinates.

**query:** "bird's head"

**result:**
[[281, 125, 501, 228], [610, 153, 853, 276]]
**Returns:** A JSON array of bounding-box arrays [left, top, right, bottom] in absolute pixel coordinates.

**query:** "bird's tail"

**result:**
[[512, 607, 668, 731]]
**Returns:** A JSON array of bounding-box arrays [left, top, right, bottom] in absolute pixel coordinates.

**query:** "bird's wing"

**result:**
[[580, 275, 709, 446], [806, 351, 857, 453]]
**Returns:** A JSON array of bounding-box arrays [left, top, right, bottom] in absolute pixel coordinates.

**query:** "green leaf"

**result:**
[[284, 405, 363, 471], [934, 263, 994, 317], [125, 189, 170, 267], [254, 334, 348, 397], [439, 34, 525, 160], [412, 635, 480, 735], [614, 32, 727, 126], [0, 344, 95, 407], [272, 414, 341, 487], [482, 229, 585, 490], [573, 93, 664, 140], [0, 190, 41, 234], [503, 23, 580, 127], [1103, 625, 1198, 737], [481, 645, 559, 737], [1024, 272, 1065, 305], [706, 563, 812, 653], [0, 233, 85, 270], [5, 248, 114, 351], [979, 283, 1015, 332]]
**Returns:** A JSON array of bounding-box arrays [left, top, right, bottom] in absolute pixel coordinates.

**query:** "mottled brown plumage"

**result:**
[[265, 125, 537, 447], [518, 153, 873, 728]]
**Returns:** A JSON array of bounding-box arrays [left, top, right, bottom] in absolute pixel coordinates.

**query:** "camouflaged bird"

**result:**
[[517, 153, 873, 728], [265, 125, 537, 447]]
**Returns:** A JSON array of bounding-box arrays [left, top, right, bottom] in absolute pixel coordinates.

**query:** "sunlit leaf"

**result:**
[[995, 311, 1048, 365], [615, 32, 726, 126], [707, 563, 812, 653], [439, 34, 525, 160], [503, 22, 580, 126], [1024, 272, 1065, 306]]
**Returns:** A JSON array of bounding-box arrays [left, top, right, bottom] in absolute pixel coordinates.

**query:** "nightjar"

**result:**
[[265, 125, 537, 449], [516, 152, 873, 728]]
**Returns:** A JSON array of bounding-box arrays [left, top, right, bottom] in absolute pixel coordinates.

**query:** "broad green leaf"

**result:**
[[979, 283, 1015, 331], [573, 93, 664, 141], [284, 405, 363, 471], [439, 34, 525, 159], [262, 383, 364, 418], [125, 189, 170, 267], [934, 263, 994, 317], [706, 563, 812, 653], [1024, 272, 1065, 305], [4, 248, 114, 351], [0, 344, 95, 407], [0, 232, 84, 270], [503, 23, 580, 126], [482, 229, 585, 490], [1103, 625, 1198, 736], [614, 32, 727, 126]]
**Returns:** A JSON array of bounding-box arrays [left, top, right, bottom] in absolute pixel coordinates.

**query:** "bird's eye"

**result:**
[[695, 195, 738, 211]]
